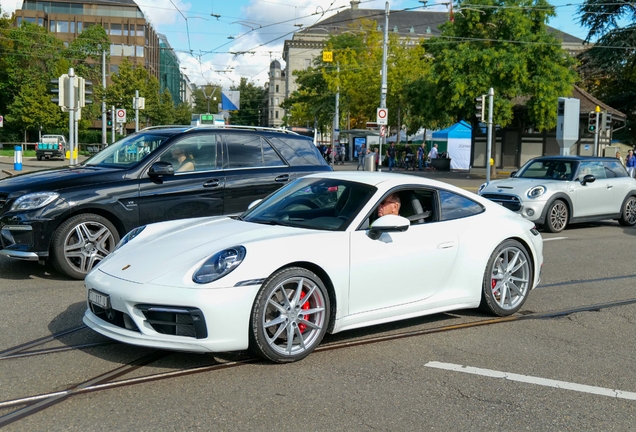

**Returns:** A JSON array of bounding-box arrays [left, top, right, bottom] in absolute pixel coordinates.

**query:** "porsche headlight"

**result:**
[[115, 225, 146, 251], [478, 183, 488, 195], [527, 185, 546, 199], [193, 246, 246, 284], [10, 192, 59, 212]]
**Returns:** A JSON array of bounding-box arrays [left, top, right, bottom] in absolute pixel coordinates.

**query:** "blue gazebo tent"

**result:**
[[431, 121, 472, 170]]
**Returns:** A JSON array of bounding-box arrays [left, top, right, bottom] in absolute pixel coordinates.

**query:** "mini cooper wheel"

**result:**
[[544, 200, 568, 233], [480, 239, 532, 316], [51, 213, 120, 280], [250, 267, 330, 363], [618, 196, 636, 226]]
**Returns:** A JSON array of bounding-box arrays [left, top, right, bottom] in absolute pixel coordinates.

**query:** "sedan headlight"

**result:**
[[478, 183, 488, 195], [10, 192, 60, 212], [115, 225, 146, 251], [193, 246, 246, 284], [527, 185, 546, 199]]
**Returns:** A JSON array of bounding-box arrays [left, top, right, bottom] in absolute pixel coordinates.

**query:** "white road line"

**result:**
[[425, 362, 636, 401], [543, 237, 568, 241]]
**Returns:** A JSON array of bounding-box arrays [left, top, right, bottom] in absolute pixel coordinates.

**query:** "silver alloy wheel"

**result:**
[[63, 221, 117, 274], [624, 197, 636, 225], [489, 246, 531, 311], [548, 201, 568, 232], [261, 276, 327, 357]]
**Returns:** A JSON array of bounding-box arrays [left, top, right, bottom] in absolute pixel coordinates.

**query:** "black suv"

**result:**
[[0, 125, 331, 279]]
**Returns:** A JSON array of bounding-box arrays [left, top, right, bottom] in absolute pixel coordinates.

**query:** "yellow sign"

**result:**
[[322, 51, 333, 62]]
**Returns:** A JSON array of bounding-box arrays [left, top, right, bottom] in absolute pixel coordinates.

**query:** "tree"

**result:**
[[577, 0, 636, 144], [408, 0, 577, 132], [229, 78, 265, 126], [192, 85, 221, 114], [174, 102, 193, 125]]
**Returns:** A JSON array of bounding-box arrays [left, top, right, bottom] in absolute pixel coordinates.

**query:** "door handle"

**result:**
[[275, 174, 290, 183], [203, 179, 221, 188], [437, 241, 456, 249], [606, 184, 613, 189]]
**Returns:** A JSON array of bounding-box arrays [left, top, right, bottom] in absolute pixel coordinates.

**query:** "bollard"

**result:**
[[14, 145, 22, 171]]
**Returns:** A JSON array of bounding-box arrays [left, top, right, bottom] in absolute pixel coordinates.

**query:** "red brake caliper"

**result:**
[[298, 291, 310, 333]]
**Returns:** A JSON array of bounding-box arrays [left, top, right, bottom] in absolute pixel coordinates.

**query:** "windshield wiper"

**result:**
[[250, 218, 294, 227]]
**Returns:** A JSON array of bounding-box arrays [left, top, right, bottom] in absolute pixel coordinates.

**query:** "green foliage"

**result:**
[[229, 78, 266, 126], [577, 0, 636, 144], [174, 102, 193, 125], [409, 0, 577, 131]]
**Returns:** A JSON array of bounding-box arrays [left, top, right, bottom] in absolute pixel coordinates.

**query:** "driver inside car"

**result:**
[[377, 193, 401, 217]]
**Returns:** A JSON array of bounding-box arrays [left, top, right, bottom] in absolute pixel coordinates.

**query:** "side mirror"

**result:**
[[247, 199, 262, 210], [581, 174, 596, 185], [368, 214, 410, 240], [148, 161, 174, 177], [510, 171, 517, 177]]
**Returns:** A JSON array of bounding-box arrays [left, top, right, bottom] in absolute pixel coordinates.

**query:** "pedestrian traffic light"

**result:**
[[588, 112, 597, 133], [106, 110, 112, 126], [475, 95, 485, 122]]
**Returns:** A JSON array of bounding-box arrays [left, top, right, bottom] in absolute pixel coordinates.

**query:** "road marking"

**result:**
[[425, 362, 636, 400], [543, 237, 568, 241]]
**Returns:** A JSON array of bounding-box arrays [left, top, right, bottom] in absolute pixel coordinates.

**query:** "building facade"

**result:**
[[265, 60, 286, 128], [14, 0, 161, 82], [158, 33, 182, 105]]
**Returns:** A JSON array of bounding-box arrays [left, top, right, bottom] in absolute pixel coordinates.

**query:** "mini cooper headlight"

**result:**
[[10, 192, 60, 212], [527, 185, 546, 199], [193, 246, 247, 284], [115, 225, 146, 251]]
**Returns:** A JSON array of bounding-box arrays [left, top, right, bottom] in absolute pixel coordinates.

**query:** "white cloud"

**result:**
[[1, 0, 22, 16]]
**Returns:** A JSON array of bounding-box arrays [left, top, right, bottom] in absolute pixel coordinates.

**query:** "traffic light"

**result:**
[[588, 111, 597, 133], [50, 75, 69, 108], [602, 112, 612, 132], [106, 110, 112, 126], [77, 78, 93, 108], [475, 95, 485, 122]]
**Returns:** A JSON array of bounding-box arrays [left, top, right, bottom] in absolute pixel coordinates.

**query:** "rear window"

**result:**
[[269, 136, 326, 166]]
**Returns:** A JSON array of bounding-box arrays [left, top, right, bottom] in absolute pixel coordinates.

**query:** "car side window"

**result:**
[[226, 134, 285, 168], [578, 161, 605, 180], [160, 135, 217, 172], [439, 190, 484, 221], [604, 160, 628, 178]]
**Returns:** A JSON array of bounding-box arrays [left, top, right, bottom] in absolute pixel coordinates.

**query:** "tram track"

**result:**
[[2, 298, 636, 428]]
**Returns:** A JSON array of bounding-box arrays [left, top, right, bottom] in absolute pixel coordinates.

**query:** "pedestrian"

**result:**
[[357, 144, 366, 171], [338, 144, 346, 165], [374, 148, 379, 171], [626, 149, 636, 177], [616, 150, 624, 166], [417, 143, 426, 170], [386, 142, 397, 172], [428, 143, 439, 160]]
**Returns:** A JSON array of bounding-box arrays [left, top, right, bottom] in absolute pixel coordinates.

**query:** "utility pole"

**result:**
[[135, 90, 139, 132], [68, 68, 75, 166], [486, 87, 494, 183], [332, 62, 339, 167], [593, 105, 600, 157], [102, 50, 107, 146], [203, 86, 216, 113], [111, 105, 115, 144], [378, 1, 389, 172]]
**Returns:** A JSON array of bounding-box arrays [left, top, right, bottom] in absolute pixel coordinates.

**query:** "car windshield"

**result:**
[[242, 177, 377, 231], [84, 132, 174, 168], [515, 160, 576, 181]]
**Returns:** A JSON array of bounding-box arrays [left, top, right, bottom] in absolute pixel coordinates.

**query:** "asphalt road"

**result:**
[[1, 221, 636, 430]]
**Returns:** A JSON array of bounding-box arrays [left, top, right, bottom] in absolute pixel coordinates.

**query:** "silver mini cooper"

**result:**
[[478, 156, 636, 232]]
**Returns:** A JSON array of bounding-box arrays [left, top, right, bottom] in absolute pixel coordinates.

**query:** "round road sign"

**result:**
[[116, 109, 126, 123]]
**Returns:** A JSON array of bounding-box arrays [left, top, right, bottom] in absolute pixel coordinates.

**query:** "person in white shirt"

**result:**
[[428, 143, 439, 159]]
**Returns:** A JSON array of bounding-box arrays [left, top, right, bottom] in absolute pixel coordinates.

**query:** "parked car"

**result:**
[[83, 172, 543, 363], [478, 156, 636, 232], [36, 134, 68, 161], [0, 125, 331, 279]]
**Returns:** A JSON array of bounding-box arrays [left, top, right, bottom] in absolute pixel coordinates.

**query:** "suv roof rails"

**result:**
[[185, 124, 301, 134], [138, 125, 190, 132]]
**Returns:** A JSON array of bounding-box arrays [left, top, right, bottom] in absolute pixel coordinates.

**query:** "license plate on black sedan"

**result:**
[[88, 289, 111, 309]]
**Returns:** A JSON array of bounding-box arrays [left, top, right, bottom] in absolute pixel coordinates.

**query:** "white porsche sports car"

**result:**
[[84, 172, 543, 363]]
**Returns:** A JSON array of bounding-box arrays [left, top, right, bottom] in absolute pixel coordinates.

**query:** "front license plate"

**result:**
[[89, 289, 111, 309]]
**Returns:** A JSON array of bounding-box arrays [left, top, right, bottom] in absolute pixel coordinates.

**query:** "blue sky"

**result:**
[[0, 0, 600, 89]]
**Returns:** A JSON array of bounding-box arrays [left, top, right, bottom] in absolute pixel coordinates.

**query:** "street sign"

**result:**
[[377, 108, 388, 125], [116, 108, 126, 123], [322, 51, 333, 62], [0, 115, 3, 128], [133, 97, 145, 110]]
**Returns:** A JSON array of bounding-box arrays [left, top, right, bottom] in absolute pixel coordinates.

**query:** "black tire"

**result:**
[[544, 199, 568, 233], [51, 213, 120, 280], [479, 239, 533, 316], [36, 155, 42, 161], [618, 196, 636, 226], [250, 267, 330, 363]]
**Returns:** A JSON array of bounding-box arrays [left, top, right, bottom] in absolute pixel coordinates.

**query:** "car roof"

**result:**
[[302, 171, 469, 193], [531, 155, 618, 162]]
